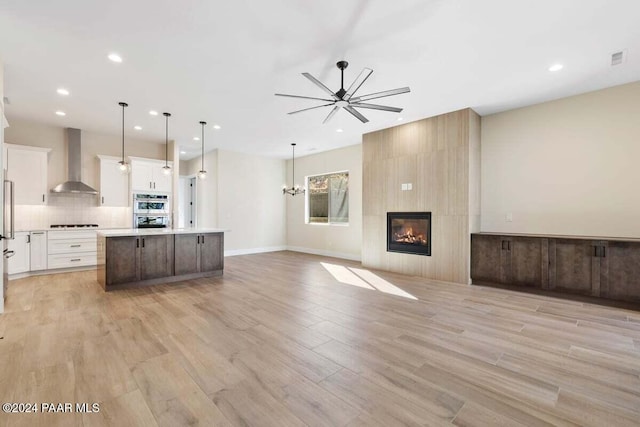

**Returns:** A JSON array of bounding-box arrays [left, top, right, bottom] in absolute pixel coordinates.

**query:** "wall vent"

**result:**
[[611, 51, 625, 66]]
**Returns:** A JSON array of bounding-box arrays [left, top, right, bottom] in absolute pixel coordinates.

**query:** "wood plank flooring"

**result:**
[[1, 250, 639, 426]]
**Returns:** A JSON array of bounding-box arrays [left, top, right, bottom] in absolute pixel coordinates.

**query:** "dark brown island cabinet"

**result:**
[[471, 233, 640, 303], [97, 229, 225, 291]]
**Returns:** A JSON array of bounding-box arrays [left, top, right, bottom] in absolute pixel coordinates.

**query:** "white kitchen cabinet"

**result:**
[[47, 230, 97, 269], [7, 232, 30, 274], [98, 156, 129, 207], [131, 158, 173, 193], [5, 144, 50, 205], [29, 231, 48, 271]]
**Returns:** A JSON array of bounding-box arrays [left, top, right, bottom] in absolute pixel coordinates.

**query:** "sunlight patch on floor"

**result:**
[[320, 262, 417, 300]]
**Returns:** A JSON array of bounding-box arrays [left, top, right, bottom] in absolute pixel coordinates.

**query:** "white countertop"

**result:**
[[97, 228, 229, 237]]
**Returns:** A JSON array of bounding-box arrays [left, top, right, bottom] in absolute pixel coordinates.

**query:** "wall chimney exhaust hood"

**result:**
[[50, 128, 99, 195]]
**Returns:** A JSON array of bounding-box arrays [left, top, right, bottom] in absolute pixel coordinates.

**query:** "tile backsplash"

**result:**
[[15, 194, 132, 230]]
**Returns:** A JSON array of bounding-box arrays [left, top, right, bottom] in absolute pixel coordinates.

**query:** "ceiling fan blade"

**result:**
[[344, 68, 373, 100], [351, 87, 410, 102], [288, 103, 335, 115], [322, 106, 340, 124], [275, 93, 335, 102], [350, 103, 403, 113], [344, 106, 369, 123], [302, 73, 339, 100]]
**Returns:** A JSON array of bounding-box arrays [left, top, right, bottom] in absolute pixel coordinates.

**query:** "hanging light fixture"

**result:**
[[198, 121, 207, 179], [117, 102, 130, 173], [283, 143, 305, 196], [162, 112, 172, 175]]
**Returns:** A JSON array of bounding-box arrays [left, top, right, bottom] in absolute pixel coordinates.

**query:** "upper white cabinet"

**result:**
[[130, 158, 172, 193], [5, 144, 50, 205], [98, 156, 129, 207]]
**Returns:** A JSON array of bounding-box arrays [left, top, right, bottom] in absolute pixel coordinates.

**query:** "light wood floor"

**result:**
[[1, 251, 640, 426]]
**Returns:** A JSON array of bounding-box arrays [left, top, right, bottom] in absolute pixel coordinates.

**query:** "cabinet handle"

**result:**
[[593, 246, 599, 257], [70, 259, 81, 262], [42, 194, 45, 203], [70, 244, 81, 248], [136, 238, 139, 248], [102, 196, 104, 204], [153, 182, 156, 189], [601, 247, 606, 258], [201, 235, 204, 244], [197, 235, 200, 244], [142, 238, 145, 248], [150, 181, 152, 189], [27, 235, 31, 244]]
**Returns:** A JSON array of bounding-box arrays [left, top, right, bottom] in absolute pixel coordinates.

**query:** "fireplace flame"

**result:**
[[394, 226, 427, 245]]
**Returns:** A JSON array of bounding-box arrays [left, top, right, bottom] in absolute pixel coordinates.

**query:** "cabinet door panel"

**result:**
[[509, 237, 545, 288], [471, 235, 505, 284], [100, 158, 129, 207], [200, 233, 223, 272], [29, 232, 48, 271], [601, 242, 640, 301], [549, 239, 596, 295], [140, 235, 174, 280], [131, 162, 154, 192], [152, 164, 172, 192], [175, 234, 200, 275], [8, 232, 30, 274], [7, 148, 47, 205], [106, 237, 139, 285]]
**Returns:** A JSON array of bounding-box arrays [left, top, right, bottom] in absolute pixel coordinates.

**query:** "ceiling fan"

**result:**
[[275, 60, 410, 124]]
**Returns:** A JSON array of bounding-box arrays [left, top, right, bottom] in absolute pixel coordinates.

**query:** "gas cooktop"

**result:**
[[50, 224, 99, 229]]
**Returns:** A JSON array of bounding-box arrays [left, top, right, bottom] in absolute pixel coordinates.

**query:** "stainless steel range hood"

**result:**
[[50, 128, 98, 195]]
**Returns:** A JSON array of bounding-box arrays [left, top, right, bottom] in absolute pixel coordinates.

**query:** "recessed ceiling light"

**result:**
[[213, 125, 221, 130], [180, 151, 187, 154], [55, 111, 66, 116], [397, 117, 403, 121], [193, 137, 200, 141], [56, 88, 69, 96], [133, 125, 142, 130], [548, 64, 564, 72], [108, 53, 123, 63], [149, 110, 158, 116], [336, 128, 343, 133]]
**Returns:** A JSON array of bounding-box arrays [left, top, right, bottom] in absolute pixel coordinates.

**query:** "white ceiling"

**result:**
[[1, 0, 639, 160]]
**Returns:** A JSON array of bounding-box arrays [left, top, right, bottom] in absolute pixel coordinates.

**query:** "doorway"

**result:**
[[178, 176, 197, 228]]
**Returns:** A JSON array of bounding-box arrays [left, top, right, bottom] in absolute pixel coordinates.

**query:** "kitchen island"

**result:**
[[97, 228, 226, 291]]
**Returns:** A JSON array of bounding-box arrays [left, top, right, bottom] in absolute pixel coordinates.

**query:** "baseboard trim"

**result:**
[[224, 246, 288, 257], [286, 246, 361, 261], [9, 265, 97, 280]]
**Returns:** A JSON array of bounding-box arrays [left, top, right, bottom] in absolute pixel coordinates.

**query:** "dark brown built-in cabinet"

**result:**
[[471, 233, 640, 302], [98, 232, 224, 291], [174, 233, 224, 275]]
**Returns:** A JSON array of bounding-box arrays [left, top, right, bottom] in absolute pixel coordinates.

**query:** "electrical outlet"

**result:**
[[505, 212, 513, 222]]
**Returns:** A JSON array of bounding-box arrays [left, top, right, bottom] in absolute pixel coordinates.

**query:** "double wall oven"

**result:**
[[133, 193, 170, 228]]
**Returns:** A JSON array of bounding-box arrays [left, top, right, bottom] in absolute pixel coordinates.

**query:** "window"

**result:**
[[307, 172, 349, 224]]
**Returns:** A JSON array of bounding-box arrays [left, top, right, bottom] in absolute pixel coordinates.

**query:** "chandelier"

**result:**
[[283, 143, 305, 196]]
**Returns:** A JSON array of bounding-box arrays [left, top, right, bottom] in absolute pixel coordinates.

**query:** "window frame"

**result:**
[[305, 169, 350, 226]]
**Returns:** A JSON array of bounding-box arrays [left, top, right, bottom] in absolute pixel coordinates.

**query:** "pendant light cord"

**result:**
[[163, 112, 171, 168], [118, 102, 128, 163], [200, 121, 207, 171], [292, 144, 295, 188]]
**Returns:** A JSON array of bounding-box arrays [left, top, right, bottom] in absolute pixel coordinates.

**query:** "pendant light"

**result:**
[[283, 143, 305, 196], [117, 102, 130, 173], [162, 112, 172, 175], [198, 121, 207, 179]]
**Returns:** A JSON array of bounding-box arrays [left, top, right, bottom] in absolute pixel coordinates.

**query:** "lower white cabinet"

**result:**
[[30, 231, 48, 271], [7, 232, 30, 274], [47, 230, 97, 269]]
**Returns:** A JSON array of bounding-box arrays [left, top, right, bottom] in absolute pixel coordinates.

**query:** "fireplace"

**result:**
[[387, 212, 432, 256]]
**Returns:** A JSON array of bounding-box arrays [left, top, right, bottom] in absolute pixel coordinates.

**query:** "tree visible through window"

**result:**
[[307, 172, 349, 224]]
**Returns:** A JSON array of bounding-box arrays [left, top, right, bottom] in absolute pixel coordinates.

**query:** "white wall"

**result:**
[[481, 81, 640, 238], [286, 144, 362, 260], [217, 150, 286, 255], [184, 151, 218, 228]]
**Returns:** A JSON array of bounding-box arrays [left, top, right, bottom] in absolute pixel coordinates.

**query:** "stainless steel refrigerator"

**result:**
[[2, 176, 15, 302]]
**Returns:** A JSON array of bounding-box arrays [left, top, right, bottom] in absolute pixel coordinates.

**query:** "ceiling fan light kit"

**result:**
[[276, 60, 410, 124]]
